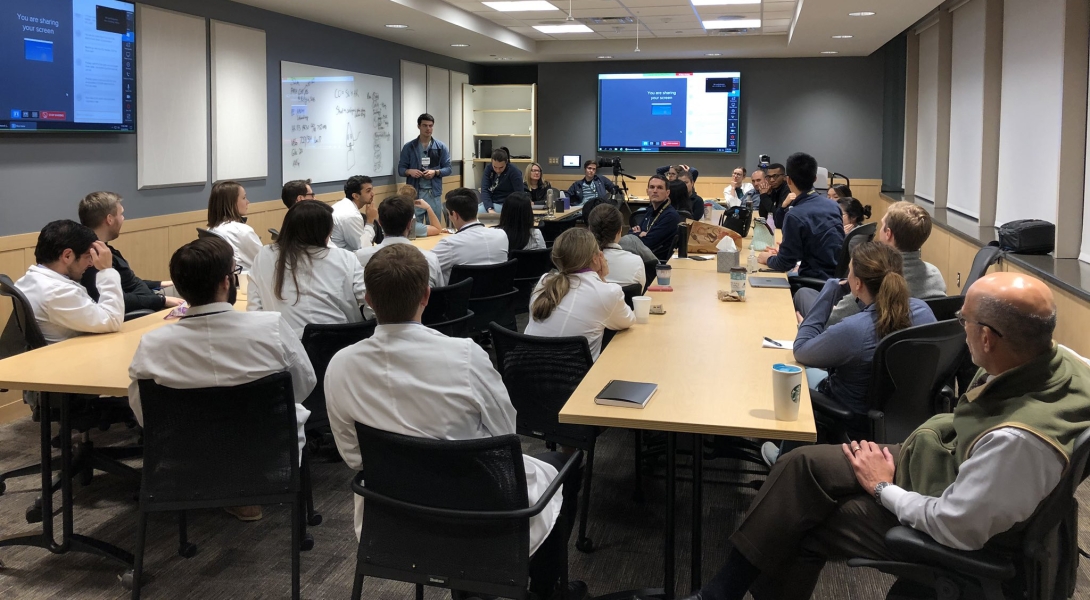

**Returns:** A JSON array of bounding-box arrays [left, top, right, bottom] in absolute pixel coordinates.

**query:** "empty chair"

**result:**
[[421, 277, 474, 338], [539, 218, 578, 245], [924, 295, 965, 322], [510, 248, 554, 315], [643, 258, 658, 293], [130, 372, 305, 600], [349, 421, 582, 600], [962, 242, 1004, 294], [449, 259, 519, 334], [490, 324, 601, 553]]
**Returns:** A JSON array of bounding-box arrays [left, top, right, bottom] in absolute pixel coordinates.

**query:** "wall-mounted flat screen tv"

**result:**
[[1, 0, 135, 132], [598, 71, 739, 154]]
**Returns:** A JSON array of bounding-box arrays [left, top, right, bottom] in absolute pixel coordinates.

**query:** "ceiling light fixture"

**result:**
[[533, 24, 593, 33], [635, 15, 641, 52], [821, 51, 839, 54], [482, 1, 559, 12], [691, 0, 759, 5], [832, 34, 853, 39], [385, 24, 409, 28], [451, 43, 470, 47], [703, 18, 761, 29], [848, 11, 875, 17], [705, 52, 722, 56], [598, 55, 613, 59]]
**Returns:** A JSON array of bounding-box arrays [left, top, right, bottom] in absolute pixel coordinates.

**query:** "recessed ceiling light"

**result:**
[[848, 11, 875, 17], [598, 55, 613, 59], [451, 43, 470, 47], [691, 0, 759, 5], [821, 51, 839, 54], [482, 1, 559, 11], [705, 52, 722, 56], [385, 24, 409, 28], [533, 24, 593, 33], [832, 35, 853, 39], [703, 19, 761, 29]]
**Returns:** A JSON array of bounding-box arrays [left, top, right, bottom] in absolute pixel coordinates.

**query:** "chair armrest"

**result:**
[[810, 387, 854, 421], [939, 385, 956, 413], [124, 309, 155, 322], [788, 276, 826, 293], [350, 449, 584, 522], [884, 526, 1017, 581]]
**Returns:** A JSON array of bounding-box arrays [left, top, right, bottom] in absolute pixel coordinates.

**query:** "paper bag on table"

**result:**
[[685, 219, 741, 254]]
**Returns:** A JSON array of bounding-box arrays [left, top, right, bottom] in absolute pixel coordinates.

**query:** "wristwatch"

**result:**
[[874, 481, 891, 505]]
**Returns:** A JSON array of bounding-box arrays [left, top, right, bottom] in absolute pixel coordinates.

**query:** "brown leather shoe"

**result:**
[[224, 505, 263, 521]]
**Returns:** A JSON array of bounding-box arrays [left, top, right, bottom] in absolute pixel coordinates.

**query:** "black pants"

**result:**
[[527, 451, 584, 598]]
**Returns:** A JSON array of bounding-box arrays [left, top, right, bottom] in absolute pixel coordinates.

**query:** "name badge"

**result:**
[[421, 156, 431, 168]]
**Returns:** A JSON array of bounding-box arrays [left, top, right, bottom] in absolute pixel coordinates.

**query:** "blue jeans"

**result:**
[[478, 201, 503, 214], [419, 186, 442, 217]]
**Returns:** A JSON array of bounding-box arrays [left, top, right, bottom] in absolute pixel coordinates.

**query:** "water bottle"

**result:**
[[747, 248, 758, 273], [545, 188, 558, 217]]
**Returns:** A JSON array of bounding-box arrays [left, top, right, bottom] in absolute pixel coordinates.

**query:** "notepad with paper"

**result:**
[[594, 380, 658, 408]]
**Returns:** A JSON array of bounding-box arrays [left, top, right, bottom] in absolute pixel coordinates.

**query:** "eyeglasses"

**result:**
[[955, 310, 1004, 338], [303, 192, 316, 199]]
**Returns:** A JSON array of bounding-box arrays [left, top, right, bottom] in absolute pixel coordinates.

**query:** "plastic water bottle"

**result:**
[[747, 248, 758, 273]]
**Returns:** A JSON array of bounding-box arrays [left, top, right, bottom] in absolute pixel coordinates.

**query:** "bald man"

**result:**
[[684, 272, 1090, 600]]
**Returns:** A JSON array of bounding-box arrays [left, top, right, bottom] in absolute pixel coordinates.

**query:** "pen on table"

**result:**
[[764, 337, 784, 348]]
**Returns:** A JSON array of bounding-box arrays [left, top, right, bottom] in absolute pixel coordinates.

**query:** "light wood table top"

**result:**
[[559, 247, 816, 442]]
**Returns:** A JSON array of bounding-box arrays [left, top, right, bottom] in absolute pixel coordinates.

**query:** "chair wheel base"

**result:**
[[119, 570, 135, 590], [178, 542, 197, 558], [301, 533, 314, 552], [25, 504, 42, 524], [307, 513, 322, 527], [0, 480, 6, 495], [575, 537, 594, 553]]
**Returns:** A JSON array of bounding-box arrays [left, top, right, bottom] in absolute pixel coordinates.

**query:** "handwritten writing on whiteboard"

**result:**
[[281, 61, 393, 183]]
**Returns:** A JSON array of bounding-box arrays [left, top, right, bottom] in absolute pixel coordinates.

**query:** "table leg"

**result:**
[[60, 392, 73, 548], [0, 392, 58, 553], [664, 432, 676, 599], [691, 433, 703, 594]]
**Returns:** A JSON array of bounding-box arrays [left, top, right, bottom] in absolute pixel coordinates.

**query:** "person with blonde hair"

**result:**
[[396, 184, 442, 237], [522, 162, 553, 206], [525, 228, 635, 360], [206, 180, 263, 271]]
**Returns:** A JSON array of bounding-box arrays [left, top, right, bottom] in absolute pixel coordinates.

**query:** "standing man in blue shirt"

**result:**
[[398, 113, 452, 224], [758, 152, 844, 279]]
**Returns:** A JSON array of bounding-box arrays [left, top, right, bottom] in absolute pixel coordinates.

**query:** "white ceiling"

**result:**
[[232, 0, 944, 63]]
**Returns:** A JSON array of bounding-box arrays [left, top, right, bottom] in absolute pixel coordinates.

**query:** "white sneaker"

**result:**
[[761, 442, 780, 468]]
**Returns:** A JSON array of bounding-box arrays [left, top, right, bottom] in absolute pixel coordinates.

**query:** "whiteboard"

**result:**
[[211, 21, 267, 182], [281, 61, 394, 184], [136, 6, 207, 189], [401, 61, 427, 155], [426, 66, 451, 148]]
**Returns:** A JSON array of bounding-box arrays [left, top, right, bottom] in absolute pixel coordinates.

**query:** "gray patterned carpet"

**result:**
[[0, 419, 1086, 599]]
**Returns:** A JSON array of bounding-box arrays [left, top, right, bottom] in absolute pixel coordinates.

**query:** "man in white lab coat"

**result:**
[[15, 219, 125, 344], [128, 237, 315, 522], [432, 187, 510, 282], [325, 243, 586, 600], [354, 195, 445, 288], [330, 175, 378, 251]]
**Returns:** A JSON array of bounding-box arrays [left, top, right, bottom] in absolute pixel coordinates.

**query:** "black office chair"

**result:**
[[129, 372, 306, 599], [450, 260, 519, 335], [124, 309, 155, 321], [924, 295, 965, 322], [489, 324, 601, 553], [630, 207, 648, 229], [268, 228, 280, 243], [849, 427, 1090, 600], [349, 422, 582, 600], [811, 320, 966, 444], [195, 228, 221, 240], [961, 242, 1004, 295], [510, 248, 554, 315], [422, 277, 474, 338], [788, 222, 877, 294], [643, 258, 659, 294], [540, 218, 578, 246], [601, 283, 643, 351]]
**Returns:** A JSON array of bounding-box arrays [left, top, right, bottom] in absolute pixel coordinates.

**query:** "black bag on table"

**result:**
[[998, 219, 1055, 255], [720, 205, 752, 238]]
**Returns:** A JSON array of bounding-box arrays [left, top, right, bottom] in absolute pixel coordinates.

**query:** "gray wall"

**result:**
[[0, 0, 477, 237], [536, 53, 888, 181]]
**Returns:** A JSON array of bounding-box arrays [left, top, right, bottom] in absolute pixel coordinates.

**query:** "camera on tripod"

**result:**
[[596, 156, 633, 179]]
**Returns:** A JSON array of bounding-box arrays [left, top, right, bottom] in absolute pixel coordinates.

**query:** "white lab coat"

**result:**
[[247, 245, 367, 337], [325, 322, 561, 553], [208, 220, 263, 272], [723, 182, 756, 208], [522, 229, 546, 251], [432, 222, 510, 281], [524, 271, 636, 361], [15, 264, 124, 344], [331, 198, 376, 251], [602, 244, 647, 289], [127, 303, 315, 458], [355, 236, 447, 288]]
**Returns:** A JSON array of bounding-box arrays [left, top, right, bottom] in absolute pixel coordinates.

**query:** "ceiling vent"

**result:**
[[578, 16, 635, 25]]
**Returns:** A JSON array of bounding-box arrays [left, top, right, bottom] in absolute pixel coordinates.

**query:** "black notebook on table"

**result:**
[[594, 380, 658, 408]]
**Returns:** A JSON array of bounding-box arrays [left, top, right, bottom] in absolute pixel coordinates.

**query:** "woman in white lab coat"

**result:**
[[206, 181, 263, 271], [247, 200, 367, 337]]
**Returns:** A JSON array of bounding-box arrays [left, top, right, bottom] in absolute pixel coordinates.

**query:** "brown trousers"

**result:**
[[730, 443, 903, 600]]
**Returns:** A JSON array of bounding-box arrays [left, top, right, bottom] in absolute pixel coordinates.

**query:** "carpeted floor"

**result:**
[[0, 419, 1087, 599]]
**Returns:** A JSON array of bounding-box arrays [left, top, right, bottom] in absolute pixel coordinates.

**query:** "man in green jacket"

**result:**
[[683, 272, 1090, 600]]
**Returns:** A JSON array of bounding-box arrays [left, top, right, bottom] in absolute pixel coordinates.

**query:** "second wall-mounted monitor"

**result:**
[[598, 71, 740, 154]]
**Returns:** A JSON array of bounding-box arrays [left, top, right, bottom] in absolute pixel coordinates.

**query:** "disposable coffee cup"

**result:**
[[632, 296, 652, 324], [656, 264, 672, 286], [771, 363, 803, 421]]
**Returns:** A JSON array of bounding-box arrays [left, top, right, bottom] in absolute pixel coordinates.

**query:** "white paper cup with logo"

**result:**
[[632, 296, 652, 324], [771, 363, 803, 421]]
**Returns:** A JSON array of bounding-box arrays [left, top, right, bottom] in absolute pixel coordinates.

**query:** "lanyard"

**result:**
[[458, 223, 485, 233], [181, 310, 230, 320], [645, 200, 672, 231]]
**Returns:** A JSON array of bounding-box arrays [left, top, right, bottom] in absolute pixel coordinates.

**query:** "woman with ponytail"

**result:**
[[525, 228, 635, 360], [762, 242, 937, 465]]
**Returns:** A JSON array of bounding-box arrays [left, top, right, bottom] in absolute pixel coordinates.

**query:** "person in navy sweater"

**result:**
[[630, 175, 679, 262], [758, 152, 844, 279], [480, 149, 524, 214]]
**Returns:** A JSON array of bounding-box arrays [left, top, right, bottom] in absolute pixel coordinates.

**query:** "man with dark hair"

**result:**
[[758, 162, 791, 220], [758, 152, 844, 278], [281, 179, 313, 209], [355, 195, 445, 288], [630, 174, 680, 262], [678, 172, 705, 219], [566, 159, 618, 206], [398, 113, 452, 220], [480, 148, 524, 213], [433, 188, 510, 281], [128, 236, 315, 522], [331, 175, 378, 251], [684, 272, 1090, 600], [326, 243, 587, 600], [78, 191, 183, 312], [15, 219, 124, 344]]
